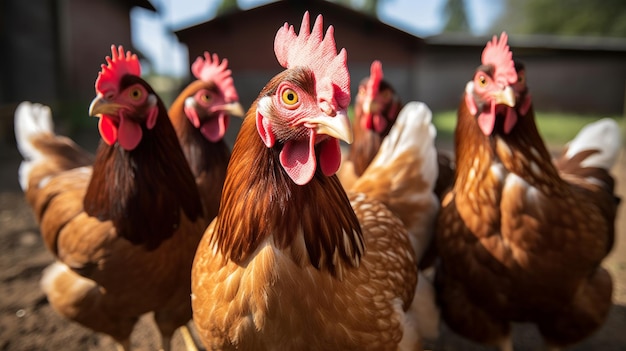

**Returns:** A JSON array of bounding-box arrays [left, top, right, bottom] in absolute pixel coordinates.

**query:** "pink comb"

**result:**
[[366, 60, 383, 99], [481, 32, 517, 86], [191, 52, 239, 102], [274, 11, 350, 110], [95, 45, 141, 95]]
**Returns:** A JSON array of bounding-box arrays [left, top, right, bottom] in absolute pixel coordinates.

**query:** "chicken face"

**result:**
[[465, 33, 518, 136], [183, 83, 244, 143], [182, 52, 243, 143], [355, 60, 400, 135], [465, 66, 516, 136], [89, 75, 159, 151], [255, 67, 352, 186], [89, 46, 158, 151]]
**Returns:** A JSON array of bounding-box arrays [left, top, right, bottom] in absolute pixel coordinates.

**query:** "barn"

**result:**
[[175, 0, 626, 117]]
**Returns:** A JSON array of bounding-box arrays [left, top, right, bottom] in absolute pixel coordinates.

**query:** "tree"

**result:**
[[332, 0, 380, 17], [216, 0, 240, 16], [491, 0, 626, 37], [443, 0, 470, 33]]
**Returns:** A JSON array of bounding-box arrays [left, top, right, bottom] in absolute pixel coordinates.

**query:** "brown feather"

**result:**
[[346, 79, 401, 176], [19, 75, 207, 347], [169, 79, 231, 222], [84, 77, 203, 250], [192, 66, 430, 350], [211, 112, 363, 276], [435, 92, 617, 347]]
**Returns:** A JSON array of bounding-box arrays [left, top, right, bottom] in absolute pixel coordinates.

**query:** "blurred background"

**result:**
[[1, 0, 624, 145], [1, 1, 626, 350]]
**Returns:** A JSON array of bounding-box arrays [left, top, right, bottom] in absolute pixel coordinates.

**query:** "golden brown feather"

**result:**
[[435, 49, 619, 350], [16, 70, 207, 350]]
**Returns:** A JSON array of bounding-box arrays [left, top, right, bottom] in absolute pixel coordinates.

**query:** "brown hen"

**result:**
[[191, 12, 440, 350], [169, 52, 244, 222], [338, 60, 455, 201], [435, 33, 621, 350], [15, 46, 207, 350]]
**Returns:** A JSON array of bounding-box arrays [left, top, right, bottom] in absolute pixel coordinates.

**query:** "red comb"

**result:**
[[366, 60, 383, 99], [481, 32, 517, 86], [191, 52, 239, 102], [274, 12, 350, 109], [95, 45, 141, 95]]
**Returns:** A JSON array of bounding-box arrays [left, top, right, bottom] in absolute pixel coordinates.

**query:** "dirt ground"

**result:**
[[0, 132, 625, 351]]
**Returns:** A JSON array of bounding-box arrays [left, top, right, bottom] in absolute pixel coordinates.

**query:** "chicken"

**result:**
[[338, 60, 455, 199], [169, 52, 244, 222], [191, 12, 440, 350], [340, 60, 402, 185], [14, 46, 207, 350], [435, 33, 621, 350]]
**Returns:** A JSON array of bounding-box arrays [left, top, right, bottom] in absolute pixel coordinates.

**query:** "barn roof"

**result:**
[[174, 0, 423, 69], [426, 32, 626, 53], [176, 0, 418, 41]]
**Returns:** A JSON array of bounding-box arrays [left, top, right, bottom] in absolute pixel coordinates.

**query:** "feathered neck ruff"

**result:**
[[211, 111, 364, 278]]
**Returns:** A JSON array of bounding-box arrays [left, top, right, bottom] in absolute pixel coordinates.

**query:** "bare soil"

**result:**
[[0, 135, 625, 351]]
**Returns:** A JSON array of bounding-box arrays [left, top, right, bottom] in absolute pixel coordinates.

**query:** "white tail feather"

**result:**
[[367, 101, 438, 188], [565, 118, 622, 170], [14, 101, 55, 190], [360, 102, 439, 260], [40, 262, 95, 304]]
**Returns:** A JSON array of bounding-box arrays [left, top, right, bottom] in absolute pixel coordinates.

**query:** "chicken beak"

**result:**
[[306, 110, 354, 144], [362, 97, 372, 115], [493, 86, 516, 108], [89, 95, 122, 117], [224, 101, 245, 118]]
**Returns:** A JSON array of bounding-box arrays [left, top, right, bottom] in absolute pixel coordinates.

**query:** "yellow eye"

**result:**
[[281, 89, 298, 105], [201, 94, 211, 103], [478, 75, 487, 87], [129, 88, 142, 100], [518, 74, 525, 84]]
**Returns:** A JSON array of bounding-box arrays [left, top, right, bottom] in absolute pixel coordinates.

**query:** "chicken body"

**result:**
[[338, 61, 454, 200], [191, 13, 439, 350], [169, 52, 243, 222], [15, 47, 206, 350], [435, 35, 620, 350], [343, 60, 402, 180], [193, 183, 418, 350]]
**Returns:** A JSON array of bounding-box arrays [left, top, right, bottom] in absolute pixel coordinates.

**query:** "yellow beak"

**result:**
[[493, 86, 516, 107], [224, 102, 245, 118], [305, 110, 354, 144], [89, 95, 123, 116]]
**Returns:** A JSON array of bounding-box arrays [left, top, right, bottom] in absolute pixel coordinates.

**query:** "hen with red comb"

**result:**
[[191, 11, 441, 350], [338, 59, 403, 190], [169, 51, 244, 223], [15, 44, 207, 350], [435, 32, 619, 350]]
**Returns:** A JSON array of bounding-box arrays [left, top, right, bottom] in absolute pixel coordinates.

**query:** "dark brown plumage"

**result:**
[[338, 61, 455, 201], [435, 34, 619, 350], [15, 46, 207, 350], [168, 52, 243, 222]]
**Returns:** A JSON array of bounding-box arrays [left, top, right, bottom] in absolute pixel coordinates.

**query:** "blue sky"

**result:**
[[131, 0, 504, 77]]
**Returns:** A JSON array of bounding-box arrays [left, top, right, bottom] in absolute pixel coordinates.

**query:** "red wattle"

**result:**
[[98, 115, 118, 146]]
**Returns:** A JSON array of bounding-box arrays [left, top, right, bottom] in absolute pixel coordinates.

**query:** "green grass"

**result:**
[[433, 110, 625, 147]]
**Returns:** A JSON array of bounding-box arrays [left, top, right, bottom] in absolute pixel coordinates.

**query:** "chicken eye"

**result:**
[[478, 75, 487, 87], [200, 94, 212, 103], [129, 88, 143, 100], [281, 89, 298, 105]]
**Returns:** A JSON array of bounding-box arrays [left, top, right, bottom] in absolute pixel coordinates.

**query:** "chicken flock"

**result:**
[[13, 10, 622, 351]]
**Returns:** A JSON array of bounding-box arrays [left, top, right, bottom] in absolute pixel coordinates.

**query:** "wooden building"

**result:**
[[175, 0, 626, 117], [0, 0, 156, 139], [175, 0, 423, 109]]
